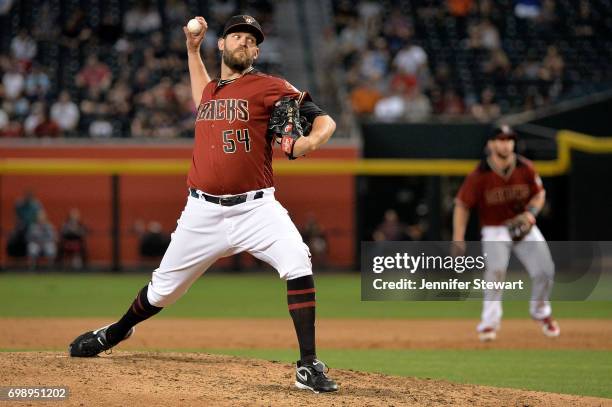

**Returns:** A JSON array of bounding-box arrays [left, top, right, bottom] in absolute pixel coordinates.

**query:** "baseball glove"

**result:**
[[505, 213, 535, 241], [268, 97, 310, 159]]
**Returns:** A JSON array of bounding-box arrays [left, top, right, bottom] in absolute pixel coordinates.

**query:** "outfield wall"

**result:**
[[0, 144, 358, 269]]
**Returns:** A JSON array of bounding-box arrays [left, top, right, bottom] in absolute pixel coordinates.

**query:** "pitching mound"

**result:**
[[2, 352, 610, 406]]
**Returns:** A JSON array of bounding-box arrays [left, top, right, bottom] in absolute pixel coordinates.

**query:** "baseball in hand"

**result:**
[[187, 18, 202, 34]]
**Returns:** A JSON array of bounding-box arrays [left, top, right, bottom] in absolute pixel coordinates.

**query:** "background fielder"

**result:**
[[68, 14, 338, 393], [453, 125, 561, 342]]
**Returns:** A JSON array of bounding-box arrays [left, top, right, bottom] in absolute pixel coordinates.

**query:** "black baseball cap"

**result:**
[[489, 124, 517, 140], [222, 15, 264, 45]]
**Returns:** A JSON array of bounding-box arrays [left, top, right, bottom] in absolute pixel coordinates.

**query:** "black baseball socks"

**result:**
[[105, 284, 162, 345], [287, 275, 316, 364]]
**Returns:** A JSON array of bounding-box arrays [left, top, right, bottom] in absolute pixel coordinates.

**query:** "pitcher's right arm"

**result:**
[[183, 16, 212, 106]]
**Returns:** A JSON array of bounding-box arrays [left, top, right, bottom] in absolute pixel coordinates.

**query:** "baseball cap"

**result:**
[[222, 15, 264, 45], [489, 124, 517, 140]]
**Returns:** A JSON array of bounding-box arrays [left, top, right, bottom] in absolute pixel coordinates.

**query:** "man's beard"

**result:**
[[223, 48, 253, 71], [495, 150, 511, 160]]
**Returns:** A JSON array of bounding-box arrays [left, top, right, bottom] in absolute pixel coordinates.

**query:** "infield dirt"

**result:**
[[1, 318, 610, 350], [1, 318, 611, 406]]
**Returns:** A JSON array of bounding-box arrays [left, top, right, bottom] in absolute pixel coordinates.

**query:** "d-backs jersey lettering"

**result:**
[[456, 155, 544, 226], [187, 69, 309, 195]]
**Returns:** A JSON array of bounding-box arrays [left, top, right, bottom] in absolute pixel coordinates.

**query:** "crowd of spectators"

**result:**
[[335, 0, 611, 123], [0, 0, 277, 139], [0, 1, 608, 138], [7, 192, 87, 269]]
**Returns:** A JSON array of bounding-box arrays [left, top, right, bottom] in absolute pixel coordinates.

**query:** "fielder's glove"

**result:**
[[268, 97, 311, 160], [505, 212, 535, 241]]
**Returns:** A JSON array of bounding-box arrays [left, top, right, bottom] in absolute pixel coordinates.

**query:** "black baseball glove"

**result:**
[[268, 97, 311, 160]]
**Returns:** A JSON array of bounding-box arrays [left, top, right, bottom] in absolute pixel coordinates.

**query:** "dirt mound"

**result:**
[[1, 352, 610, 406], [1, 318, 610, 351]]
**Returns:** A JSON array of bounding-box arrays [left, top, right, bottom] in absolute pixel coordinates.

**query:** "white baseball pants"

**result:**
[[146, 187, 312, 307], [478, 225, 555, 332]]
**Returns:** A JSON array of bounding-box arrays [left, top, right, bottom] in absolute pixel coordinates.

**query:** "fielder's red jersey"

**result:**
[[187, 68, 308, 195], [456, 155, 544, 226]]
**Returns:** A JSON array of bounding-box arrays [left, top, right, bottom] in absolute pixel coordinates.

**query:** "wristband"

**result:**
[[526, 205, 540, 217]]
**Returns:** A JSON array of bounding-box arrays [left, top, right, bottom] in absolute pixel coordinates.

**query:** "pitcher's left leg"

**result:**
[[230, 197, 338, 393]]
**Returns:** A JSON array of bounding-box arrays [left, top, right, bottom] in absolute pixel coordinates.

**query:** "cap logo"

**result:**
[[244, 16, 255, 24]]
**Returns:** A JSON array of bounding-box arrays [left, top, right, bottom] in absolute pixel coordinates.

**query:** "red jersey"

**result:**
[[456, 155, 544, 226], [187, 69, 308, 195]]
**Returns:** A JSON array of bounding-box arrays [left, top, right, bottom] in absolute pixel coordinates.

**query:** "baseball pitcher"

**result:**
[[453, 125, 560, 342], [69, 15, 338, 393]]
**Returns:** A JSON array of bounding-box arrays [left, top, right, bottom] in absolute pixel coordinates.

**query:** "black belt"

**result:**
[[189, 188, 264, 206]]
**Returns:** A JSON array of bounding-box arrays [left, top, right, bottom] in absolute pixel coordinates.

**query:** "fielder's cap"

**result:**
[[489, 124, 517, 140], [223, 15, 264, 44]]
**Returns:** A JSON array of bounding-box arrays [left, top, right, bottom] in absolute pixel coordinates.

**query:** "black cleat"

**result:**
[[69, 325, 134, 357], [295, 359, 338, 393]]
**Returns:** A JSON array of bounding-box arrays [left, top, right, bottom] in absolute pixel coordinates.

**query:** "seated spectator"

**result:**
[[393, 42, 428, 77], [471, 87, 501, 122], [80, 87, 109, 116], [390, 71, 418, 95], [24, 102, 44, 136], [573, 0, 596, 37], [124, 0, 162, 35], [338, 18, 368, 65], [373, 209, 408, 241], [24, 64, 51, 99], [137, 221, 170, 258], [27, 210, 57, 269], [358, 0, 383, 35], [76, 55, 112, 92], [360, 38, 389, 81], [97, 12, 123, 46], [33, 108, 61, 138], [540, 45, 564, 81], [479, 20, 501, 50], [465, 22, 484, 50], [382, 7, 413, 55], [447, 0, 473, 17], [61, 9, 92, 49], [88, 116, 114, 138], [404, 87, 432, 122], [7, 191, 42, 258], [0, 117, 24, 138], [537, 0, 559, 32], [514, 0, 541, 19], [350, 82, 383, 116], [51, 91, 80, 134], [393, 41, 430, 90], [2, 63, 24, 100], [107, 79, 133, 116], [15, 191, 42, 231], [165, 0, 189, 26], [374, 87, 406, 122], [149, 111, 177, 138], [58, 208, 87, 270], [483, 48, 511, 81], [523, 85, 546, 110], [441, 89, 466, 116], [10, 29, 37, 66], [514, 50, 542, 80]]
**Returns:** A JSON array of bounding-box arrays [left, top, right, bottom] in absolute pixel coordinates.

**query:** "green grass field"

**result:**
[[1, 272, 611, 399], [1, 272, 610, 319]]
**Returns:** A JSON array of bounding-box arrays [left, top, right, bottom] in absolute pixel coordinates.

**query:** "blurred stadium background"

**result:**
[[1, 0, 611, 271]]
